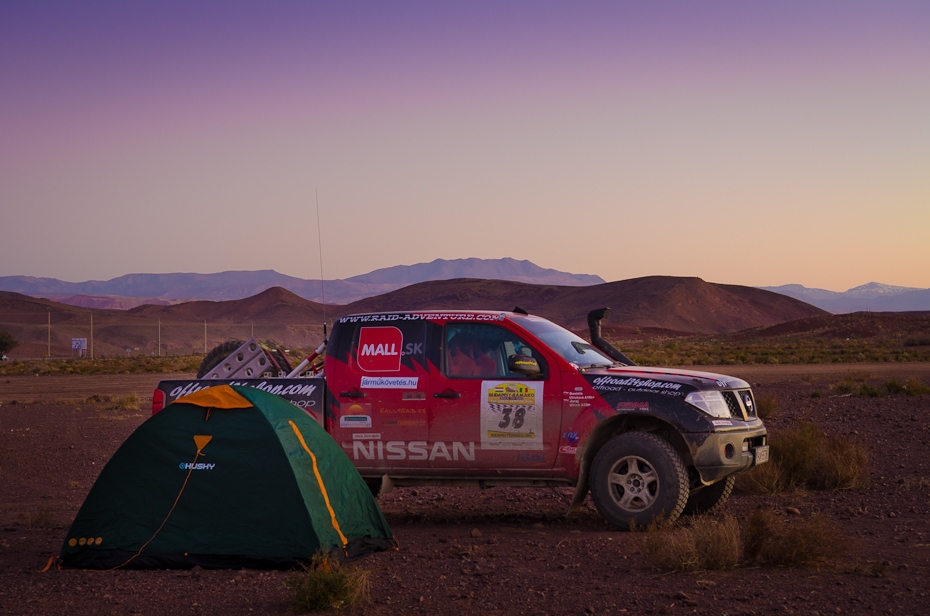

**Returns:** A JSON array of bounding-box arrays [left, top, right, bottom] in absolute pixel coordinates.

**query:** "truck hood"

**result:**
[[579, 365, 750, 392]]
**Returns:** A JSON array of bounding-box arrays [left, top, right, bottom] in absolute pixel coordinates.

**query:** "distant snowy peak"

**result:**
[[761, 282, 930, 313], [845, 282, 919, 297]]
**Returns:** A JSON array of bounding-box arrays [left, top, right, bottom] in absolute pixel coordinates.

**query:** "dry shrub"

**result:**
[[882, 378, 906, 395], [831, 371, 870, 395], [755, 394, 778, 420], [744, 510, 845, 567], [85, 394, 140, 411], [859, 383, 880, 397], [737, 420, 869, 494], [24, 508, 54, 529], [643, 515, 740, 572], [772, 420, 822, 490], [808, 434, 869, 490], [736, 458, 784, 495], [107, 394, 140, 411], [285, 552, 370, 612], [905, 377, 930, 396]]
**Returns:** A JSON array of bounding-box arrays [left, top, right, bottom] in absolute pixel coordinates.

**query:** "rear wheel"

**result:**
[[682, 475, 736, 516], [589, 432, 688, 529]]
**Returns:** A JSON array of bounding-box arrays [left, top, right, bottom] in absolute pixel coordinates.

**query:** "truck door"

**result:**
[[331, 319, 430, 470], [428, 322, 561, 471]]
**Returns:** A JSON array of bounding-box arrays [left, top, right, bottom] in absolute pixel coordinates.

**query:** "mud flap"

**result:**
[[566, 463, 589, 515]]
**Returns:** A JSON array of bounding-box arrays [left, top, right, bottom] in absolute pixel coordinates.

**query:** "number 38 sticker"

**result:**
[[480, 381, 543, 450]]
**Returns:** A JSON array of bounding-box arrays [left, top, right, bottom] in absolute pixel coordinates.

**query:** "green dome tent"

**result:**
[[60, 385, 395, 569]]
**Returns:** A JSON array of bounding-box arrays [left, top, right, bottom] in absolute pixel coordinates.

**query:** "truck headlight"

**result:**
[[685, 391, 731, 419]]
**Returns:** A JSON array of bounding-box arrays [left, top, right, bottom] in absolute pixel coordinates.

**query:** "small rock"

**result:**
[[674, 591, 692, 601], [470, 529, 482, 538], [786, 507, 801, 515], [585, 607, 596, 614]]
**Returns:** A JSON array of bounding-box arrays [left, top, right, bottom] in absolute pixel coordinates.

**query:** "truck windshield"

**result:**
[[517, 317, 616, 369]]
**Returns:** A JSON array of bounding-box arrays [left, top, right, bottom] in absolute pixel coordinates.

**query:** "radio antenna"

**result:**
[[287, 189, 327, 378], [316, 188, 327, 341]]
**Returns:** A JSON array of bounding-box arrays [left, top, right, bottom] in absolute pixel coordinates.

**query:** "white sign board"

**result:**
[[72, 338, 87, 350]]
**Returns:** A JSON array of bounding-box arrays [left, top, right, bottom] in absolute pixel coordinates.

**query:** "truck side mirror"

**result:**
[[508, 354, 541, 377]]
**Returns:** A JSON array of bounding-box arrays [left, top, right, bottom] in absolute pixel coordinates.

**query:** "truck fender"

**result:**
[[566, 410, 694, 516]]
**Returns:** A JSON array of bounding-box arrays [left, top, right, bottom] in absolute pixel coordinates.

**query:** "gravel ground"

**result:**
[[2, 365, 930, 615]]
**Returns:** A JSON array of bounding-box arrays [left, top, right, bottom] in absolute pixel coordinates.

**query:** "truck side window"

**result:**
[[444, 324, 546, 379]]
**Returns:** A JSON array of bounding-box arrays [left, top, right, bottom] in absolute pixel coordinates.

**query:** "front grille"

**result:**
[[721, 389, 757, 420], [722, 391, 744, 419]]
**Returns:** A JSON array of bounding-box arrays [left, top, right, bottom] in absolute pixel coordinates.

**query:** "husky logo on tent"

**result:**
[[357, 327, 403, 372]]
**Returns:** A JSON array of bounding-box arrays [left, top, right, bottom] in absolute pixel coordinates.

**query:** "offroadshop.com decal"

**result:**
[[590, 376, 683, 396]]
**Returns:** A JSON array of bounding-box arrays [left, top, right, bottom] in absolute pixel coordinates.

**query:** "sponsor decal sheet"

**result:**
[[480, 381, 543, 450]]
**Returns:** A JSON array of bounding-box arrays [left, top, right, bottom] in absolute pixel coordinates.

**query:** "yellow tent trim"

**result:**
[[175, 385, 253, 409], [193, 435, 213, 452], [288, 420, 349, 547]]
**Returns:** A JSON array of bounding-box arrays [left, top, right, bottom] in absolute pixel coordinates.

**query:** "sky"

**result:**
[[1, 1, 928, 292]]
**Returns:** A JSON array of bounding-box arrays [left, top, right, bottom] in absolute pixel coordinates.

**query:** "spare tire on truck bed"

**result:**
[[196, 341, 245, 379], [196, 340, 294, 379]]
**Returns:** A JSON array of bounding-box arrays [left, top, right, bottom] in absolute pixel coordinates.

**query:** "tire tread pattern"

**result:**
[[196, 340, 245, 379], [682, 474, 736, 516]]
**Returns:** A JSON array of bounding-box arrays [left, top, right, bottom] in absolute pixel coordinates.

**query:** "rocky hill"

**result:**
[[1, 276, 826, 358]]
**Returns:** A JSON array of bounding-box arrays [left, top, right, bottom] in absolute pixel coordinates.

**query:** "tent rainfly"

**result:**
[[59, 385, 395, 569]]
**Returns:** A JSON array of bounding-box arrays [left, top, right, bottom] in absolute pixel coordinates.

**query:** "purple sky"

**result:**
[[2, 1, 928, 290]]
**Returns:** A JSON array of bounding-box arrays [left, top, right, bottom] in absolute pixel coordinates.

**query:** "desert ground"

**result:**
[[2, 364, 930, 615]]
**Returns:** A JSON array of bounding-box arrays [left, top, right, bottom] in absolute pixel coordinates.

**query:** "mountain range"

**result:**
[[1, 258, 928, 313], [760, 282, 930, 313], [0, 258, 604, 308], [0, 276, 825, 358]]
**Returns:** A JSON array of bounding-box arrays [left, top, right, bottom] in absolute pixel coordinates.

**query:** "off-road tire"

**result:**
[[589, 432, 689, 530], [196, 341, 245, 379], [682, 475, 736, 516]]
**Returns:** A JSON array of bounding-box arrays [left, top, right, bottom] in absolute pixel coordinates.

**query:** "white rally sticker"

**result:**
[[480, 381, 543, 450], [352, 432, 382, 440], [340, 415, 372, 429], [360, 376, 419, 389]]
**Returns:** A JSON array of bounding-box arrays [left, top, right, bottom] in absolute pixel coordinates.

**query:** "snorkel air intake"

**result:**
[[587, 307, 636, 366]]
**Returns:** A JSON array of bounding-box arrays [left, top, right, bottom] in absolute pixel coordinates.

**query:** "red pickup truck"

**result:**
[[154, 309, 768, 529]]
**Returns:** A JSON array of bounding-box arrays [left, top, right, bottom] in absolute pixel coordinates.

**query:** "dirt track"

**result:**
[[2, 365, 930, 615]]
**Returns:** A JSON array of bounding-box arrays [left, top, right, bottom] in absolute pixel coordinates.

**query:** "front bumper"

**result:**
[[686, 422, 768, 484]]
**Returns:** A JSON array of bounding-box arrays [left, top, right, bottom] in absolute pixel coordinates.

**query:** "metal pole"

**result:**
[[158, 318, 161, 357], [250, 319, 254, 338], [46, 308, 50, 358], [90, 312, 94, 359], [203, 320, 207, 355]]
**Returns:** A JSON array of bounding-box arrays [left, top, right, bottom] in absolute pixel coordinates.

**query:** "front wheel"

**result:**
[[682, 475, 736, 516], [589, 432, 688, 529]]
